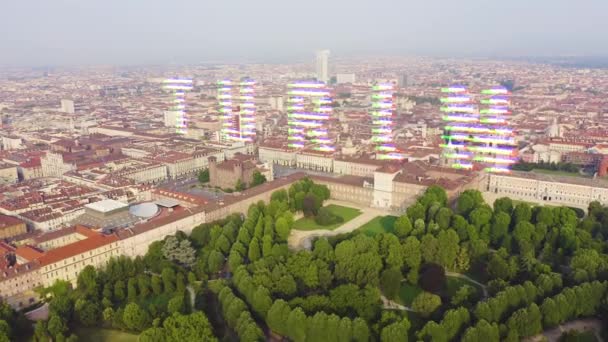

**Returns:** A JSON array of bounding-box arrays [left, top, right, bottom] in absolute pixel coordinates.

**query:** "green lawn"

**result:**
[[358, 216, 398, 236], [532, 169, 588, 178], [73, 327, 138, 342], [396, 283, 423, 306], [293, 204, 362, 231]]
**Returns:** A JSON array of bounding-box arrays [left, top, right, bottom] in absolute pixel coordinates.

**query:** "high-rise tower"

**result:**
[[370, 83, 403, 160], [287, 81, 334, 152], [162, 78, 193, 134], [217, 79, 256, 143], [315, 50, 330, 84], [440, 85, 516, 172]]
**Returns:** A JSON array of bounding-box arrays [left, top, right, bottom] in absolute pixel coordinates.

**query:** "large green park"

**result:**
[[2, 177, 608, 342]]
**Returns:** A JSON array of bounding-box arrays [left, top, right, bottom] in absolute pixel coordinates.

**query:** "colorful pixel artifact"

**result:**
[[440, 86, 516, 172], [370, 83, 403, 160], [163, 78, 193, 134], [217, 79, 256, 142], [287, 81, 334, 152]]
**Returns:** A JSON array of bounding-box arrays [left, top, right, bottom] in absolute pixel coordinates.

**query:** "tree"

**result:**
[[114, 280, 126, 302], [437, 229, 459, 269], [271, 189, 288, 203], [162, 268, 176, 293], [394, 215, 413, 238], [337, 317, 353, 342], [267, 300, 291, 336], [352, 318, 370, 342], [248, 237, 261, 262], [47, 314, 66, 338], [490, 212, 511, 245], [380, 267, 402, 300], [435, 207, 453, 230], [381, 318, 411, 342], [469, 206, 493, 229], [235, 178, 246, 192], [77, 265, 98, 298], [128, 278, 138, 302], [513, 202, 532, 224], [419, 263, 446, 293], [487, 253, 515, 281], [457, 190, 484, 216], [151, 275, 162, 295], [287, 308, 307, 342], [407, 203, 425, 222], [123, 303, 149, 332], [493, 197, 513, 215], [424, 185, 448, 206], [74, 298, 100, 327], [198, 169, 210, 183], [302, 194, 321, 217], [412, 292, 442, 317], [141, 312, 217, 342], [252, 171, 267, 186], [452, 284, 475, 306], [33, 320, 49, 342]]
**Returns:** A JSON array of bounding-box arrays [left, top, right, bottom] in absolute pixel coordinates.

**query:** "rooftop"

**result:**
[[84, 199, 128, 213], [499, 170, 608, 189]]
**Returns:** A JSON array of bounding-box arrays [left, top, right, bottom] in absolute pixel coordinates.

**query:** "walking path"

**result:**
[[445, 271, 489, 298], [288, 200, 390, 250], [380, 295, 413, 312], [525, 318, 604, 342], [187, 285, 196, 310]]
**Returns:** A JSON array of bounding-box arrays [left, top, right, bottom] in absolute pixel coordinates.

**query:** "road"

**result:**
[[288, 199, 390, 250]]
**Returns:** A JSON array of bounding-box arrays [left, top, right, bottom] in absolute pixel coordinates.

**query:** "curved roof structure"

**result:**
[[129, 202, 158, 219]]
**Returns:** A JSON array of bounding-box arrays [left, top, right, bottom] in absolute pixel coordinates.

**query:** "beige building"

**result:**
[[116, 162, 167, 184], [258, 145, 297, 166], [0, 214, 27, 239], [38, 228, 120, 287], [41, 152, 75, 178], [0, 163, 18, 184], [333, 157, 384, 177], [296, 151, 334, 172], [485, 171, 608, 209]]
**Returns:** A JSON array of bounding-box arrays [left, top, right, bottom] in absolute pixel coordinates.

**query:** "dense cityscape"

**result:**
[[1, 2, 608, 342]]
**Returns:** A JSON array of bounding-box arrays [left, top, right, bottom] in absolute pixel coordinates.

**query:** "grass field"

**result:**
[[293, 204, 362, 231], [396, 283, 423, 306], [532, 168, 587, 178], [358, 216, 398, 236], [73, 328, 138, 342]]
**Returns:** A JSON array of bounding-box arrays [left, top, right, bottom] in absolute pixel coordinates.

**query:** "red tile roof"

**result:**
[[38, 231, 118, 266]]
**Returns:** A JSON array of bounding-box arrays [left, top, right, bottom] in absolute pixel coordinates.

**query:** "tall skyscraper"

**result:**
[[287, 81, 334, 152], [217, 79, 256, 143], [315, 50, 330, 84], [440, 86, 516, 173], [162, 78, 193, 134], [370, 83, 402, 160]]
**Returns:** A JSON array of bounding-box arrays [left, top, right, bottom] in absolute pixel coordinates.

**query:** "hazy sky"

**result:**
[[1, 0, 606, 66]]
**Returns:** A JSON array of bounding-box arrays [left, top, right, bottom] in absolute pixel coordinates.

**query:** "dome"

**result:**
[[129, 202, 159, 218]]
